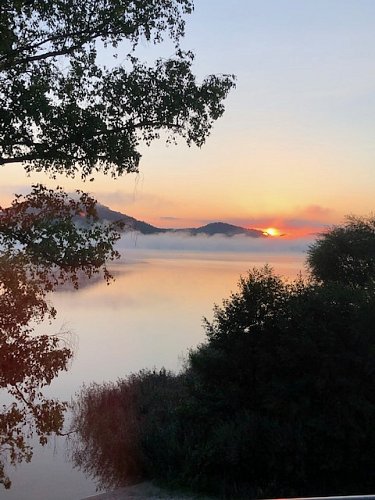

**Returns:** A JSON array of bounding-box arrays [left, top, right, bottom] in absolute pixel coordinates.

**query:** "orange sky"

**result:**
[[1, 2, 374, 240]]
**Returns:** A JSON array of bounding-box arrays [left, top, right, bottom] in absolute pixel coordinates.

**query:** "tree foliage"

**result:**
[[0, 1, 236, 488], [0, 0, 235, 178], [70, 369, 187, 491], [186, 268, 375, 496], [307, 215, 375, 287], [0, 186, 122, 488], [0, 252, 71, 489], [0, 184, 122, 286], [71, 265, 375, 498]]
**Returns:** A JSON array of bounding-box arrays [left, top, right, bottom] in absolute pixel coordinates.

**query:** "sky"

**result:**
[[2, 0, 375, 238]]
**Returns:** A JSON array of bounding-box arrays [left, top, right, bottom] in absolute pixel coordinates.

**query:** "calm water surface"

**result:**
[[2, 249, 305, 500]]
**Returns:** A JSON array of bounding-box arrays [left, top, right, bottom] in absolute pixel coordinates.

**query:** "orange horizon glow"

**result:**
[[254, 224, 323, 239], [263, 227, 281, 237], [141, 216, 326, 240]]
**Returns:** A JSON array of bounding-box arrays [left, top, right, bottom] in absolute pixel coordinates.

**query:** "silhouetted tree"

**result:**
[[185, 267, 375, 497], [307, 215, 375, 287], [0, 184, 122, 286], [0, 0, 235, 178], [0, 1, 235, 487], [0, 185, 122, 488]]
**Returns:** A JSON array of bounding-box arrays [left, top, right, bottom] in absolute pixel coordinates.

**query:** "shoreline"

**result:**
[[82, 481, 214, 500]]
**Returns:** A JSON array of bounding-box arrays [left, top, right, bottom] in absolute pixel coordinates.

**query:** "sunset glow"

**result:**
[[0, 1, 373, 238], [263, 227, 281, 237], [2, 2, 375, 498]]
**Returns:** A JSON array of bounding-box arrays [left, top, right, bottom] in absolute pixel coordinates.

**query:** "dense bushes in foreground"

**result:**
[[71, 370, 188, 490], [71, 269, 375, 498], [185, 271, 375, 497], [71, 218, 375, 498]]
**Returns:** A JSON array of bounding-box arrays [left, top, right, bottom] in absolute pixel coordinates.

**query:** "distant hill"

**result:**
[[95, 204, 265, 238], [95, 205, 167, 235], [173, 222, 263, 238]]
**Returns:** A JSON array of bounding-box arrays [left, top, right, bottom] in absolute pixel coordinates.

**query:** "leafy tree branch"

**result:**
[[0, 0, 235, 179]]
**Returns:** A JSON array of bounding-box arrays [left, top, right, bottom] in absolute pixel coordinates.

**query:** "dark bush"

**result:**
[[70, 369, 189, 490], [307, 215, 375, 287], [186, 268, 375, 497]]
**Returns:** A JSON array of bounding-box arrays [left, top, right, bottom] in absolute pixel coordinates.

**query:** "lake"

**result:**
[[1, 243, 307, 500]]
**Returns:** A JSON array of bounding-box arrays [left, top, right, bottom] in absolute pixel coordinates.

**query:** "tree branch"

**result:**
[[0, 44, 84, 70], [0, 22, 134, 70], [0, 155, 41, 165], [0, 120, 183, 165]]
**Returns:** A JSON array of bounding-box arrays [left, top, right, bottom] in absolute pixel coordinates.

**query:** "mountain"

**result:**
[[95, 205, 167, 235], [173, 222, 263, 238], [95, 204, 265, 238]]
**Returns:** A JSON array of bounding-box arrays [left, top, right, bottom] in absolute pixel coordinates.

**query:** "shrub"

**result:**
[[72, 264, 375, 497], [70, 369, 188, 490], [307, 215, 375, 287], [186, 268, 375, 497]]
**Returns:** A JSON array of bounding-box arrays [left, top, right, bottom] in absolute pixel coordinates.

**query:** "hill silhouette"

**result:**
[[96, 205, 264, 238]]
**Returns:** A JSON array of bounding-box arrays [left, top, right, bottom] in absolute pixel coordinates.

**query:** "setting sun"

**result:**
[[263, 227, 280, 237]]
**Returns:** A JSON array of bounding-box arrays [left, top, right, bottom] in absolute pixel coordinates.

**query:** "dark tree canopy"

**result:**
[[0, 0, 235, 179], [186, 268, 375, 497], [307, 215, 375, 287]]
